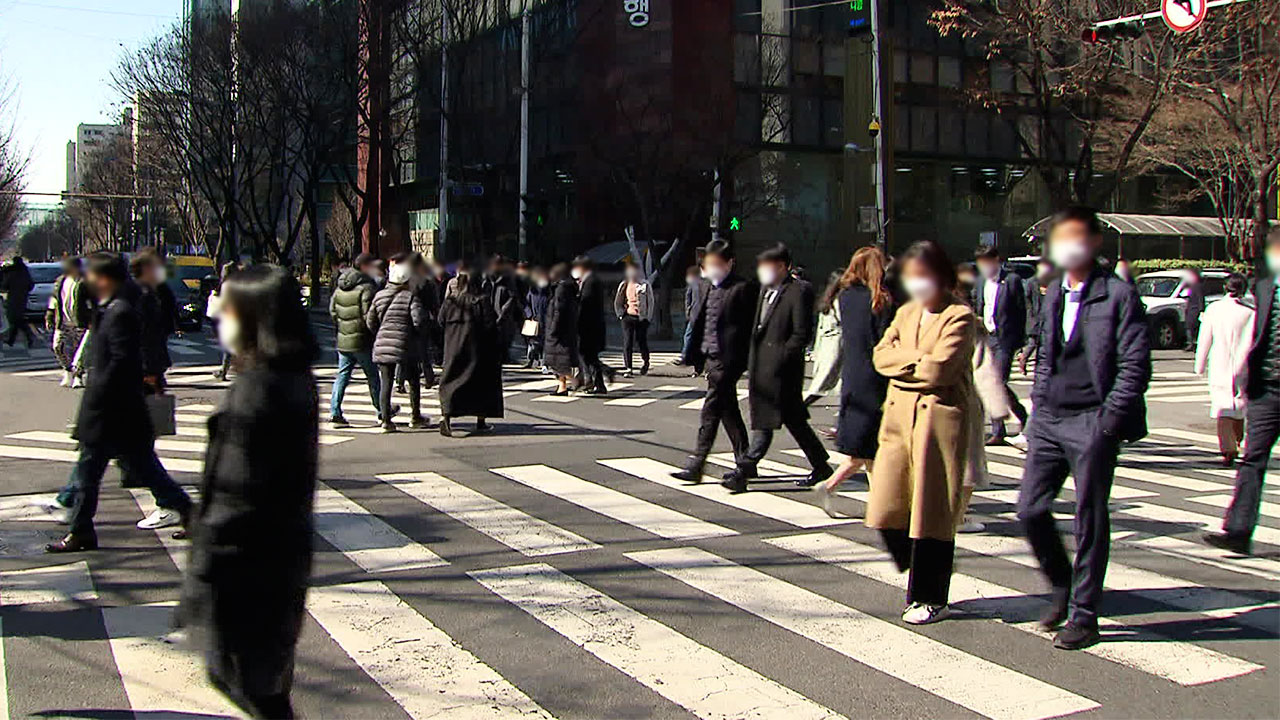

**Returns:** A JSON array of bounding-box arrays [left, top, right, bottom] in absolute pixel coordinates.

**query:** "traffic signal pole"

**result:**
[[869, 0, 887, 249], [518, 5, 531, 261]]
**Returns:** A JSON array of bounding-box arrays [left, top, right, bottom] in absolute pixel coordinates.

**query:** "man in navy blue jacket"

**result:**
[[972, 244, 1028, 442], [1017, 207, 1151, 651]]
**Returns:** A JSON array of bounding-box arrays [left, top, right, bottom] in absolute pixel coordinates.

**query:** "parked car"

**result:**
[[20, 262, 63, 323], [167, 277, 206, 332], [168, 255, 217, 292], [1136, 269, 1234, 349]]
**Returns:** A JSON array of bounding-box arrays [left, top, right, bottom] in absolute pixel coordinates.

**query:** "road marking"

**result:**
[[530, 394, 578, 403], [955, 533, 1278, 633], [981, 459, 1158, 500], [1187, 493, 1280, 517], [768, 533, 1262, 686], [983, 446, 1225, 494], [470, 562, 844, 720], [1120, 501, 1280, 546], [307, 580, 554, 720], [509, 379, 560, 391], [1129, 535, 1280, 583], [313, 487, 449, 573], [8, 430, 207, 455], [707, 453, 811, 476], [599, 457, 851, 529], [0, 561, 97, 606], [678, 388, 748, 411], [0, 440, 206, 474], [378, 472, 599, 556], [1149, 427, 1280, 458], [627, 547, 1099, 720], [101, 603, 246, 718], [603, 385, 698, 407], [491, 465, 737, 541]]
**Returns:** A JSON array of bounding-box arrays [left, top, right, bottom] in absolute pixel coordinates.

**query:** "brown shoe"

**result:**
[[46, 532, 98, 553]]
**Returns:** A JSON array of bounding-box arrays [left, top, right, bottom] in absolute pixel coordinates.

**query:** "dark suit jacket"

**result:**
[[138, 284, 173, 376], [972, 270, 1027, 351], [686, 273, 757, 376], [77, 282, 152, 448], [1032, 267, 1151, 442], [577, 273, 608, 355], [748, 277, 815, 429], [1246, 277, 1277, 400]]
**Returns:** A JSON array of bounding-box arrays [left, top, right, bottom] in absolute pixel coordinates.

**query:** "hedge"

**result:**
[[1129, 259, 1251, 276]]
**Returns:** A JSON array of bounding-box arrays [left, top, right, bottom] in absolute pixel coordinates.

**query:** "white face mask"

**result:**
[[1049, 240, 1092, 271], [389, 263, 412, 285], [704, 265, 729, 285], [571, 267, 584, 280], [155, 266, 168, 284], [902, 276, 939, 304], [217, 313, 243, 354], [757, 266, 780, 287]]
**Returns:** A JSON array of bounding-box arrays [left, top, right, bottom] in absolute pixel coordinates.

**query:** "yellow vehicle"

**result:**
[[168, 255, 217, 291]]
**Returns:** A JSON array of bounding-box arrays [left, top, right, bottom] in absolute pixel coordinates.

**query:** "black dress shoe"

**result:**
[[721, 466, 757, 483], [473, 421, 494, 434], [1053, 622, 1100, 650], [1203, 532, 1252, 556], [720, 476, 748, 494], [46, 532, 98, 553], [670, 468, 702, 484], [1039, 587, 1070, 631], [795, 464, 833, 488]]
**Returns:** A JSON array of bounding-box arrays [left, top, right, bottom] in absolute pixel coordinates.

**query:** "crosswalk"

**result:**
[[0, 419, 1276, 718], [1009, 370, 1214, 406]]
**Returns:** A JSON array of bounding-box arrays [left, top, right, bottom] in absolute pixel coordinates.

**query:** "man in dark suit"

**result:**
[[1205, 228, 1280, 556], [47, 252, 193, 553], [671, 240, 757, 484], [1016, 207, 1151, 651], [723, 244, 830, 493], [1019, 258, 1056, 375], [972, 244, 1028, 442], [573, 255, 609, 395]]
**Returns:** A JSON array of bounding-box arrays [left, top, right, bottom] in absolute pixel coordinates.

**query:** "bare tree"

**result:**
[[0, 78, 27, 246]]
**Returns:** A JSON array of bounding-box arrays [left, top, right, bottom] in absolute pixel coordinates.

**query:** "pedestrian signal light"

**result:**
[[729, 217, 741, 232]]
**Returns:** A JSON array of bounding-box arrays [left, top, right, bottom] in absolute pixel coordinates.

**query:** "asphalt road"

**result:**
[[0, 325, 1276, 720]]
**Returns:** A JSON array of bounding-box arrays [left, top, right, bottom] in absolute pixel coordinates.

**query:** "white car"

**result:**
[[1136, 269, 1235, 350]]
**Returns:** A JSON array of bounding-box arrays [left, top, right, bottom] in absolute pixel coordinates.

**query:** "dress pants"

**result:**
[[881, 528, 955, 606], [379, 363, 420, 424], [1017, 409, 1119, 628], [621, 315, 650, 371], [1224, 388, 1279, 539], [990, 337, 1028, 435], [742, 409, 829, 472], [67, 441, 192, 536], [688, 357, 749, 471], [580, 348, 607, 392]]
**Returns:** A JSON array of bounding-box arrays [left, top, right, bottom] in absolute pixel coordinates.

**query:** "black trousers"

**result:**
[[881, 528, 955, 606], [4, 306, 33, 347], [743, 409, 829, 472], [990, 337, 1028, 433], [1017, 409, 1119, 628], [621, 315, 650, 371], [689, 357, 749, 470], [580, 347, 607, 392], [379, 362, 420, 424], [1224, 388, 1279, 539]]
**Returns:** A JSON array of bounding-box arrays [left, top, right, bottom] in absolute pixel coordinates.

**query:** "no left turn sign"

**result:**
[[1162, 0, 1208, 33]]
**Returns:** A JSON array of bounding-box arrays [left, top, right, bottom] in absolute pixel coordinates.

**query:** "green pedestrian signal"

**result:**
[[729, 217, 741, 232], [850, 0, 863, 10]]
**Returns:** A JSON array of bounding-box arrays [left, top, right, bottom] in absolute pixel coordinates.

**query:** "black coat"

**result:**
[[1245, 276, 1276, 400], [972, 270, 1027, 351], [686, 273, 757, 375], [1, 260, 32, 314], [1025, 277, 1048, 345], [1032, 267, 1151, 442], [543, 280, 579, 374], [577, 273, 608, 356], [438, 289, 505, 418], [138, 284, 173, 376], [748, 277, 815, 430], [76, 282, 152, 449], [179, 366, 318, 704], [836, 285, 893, 458]]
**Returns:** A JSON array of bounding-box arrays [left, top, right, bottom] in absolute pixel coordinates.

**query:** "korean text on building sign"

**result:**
[[625, 0, 649, 27]]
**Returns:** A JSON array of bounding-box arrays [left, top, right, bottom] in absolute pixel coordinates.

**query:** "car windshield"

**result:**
[[1137, 277, 1180, 298], [29, 266, 61, 284], [172, 263, 214, 282]]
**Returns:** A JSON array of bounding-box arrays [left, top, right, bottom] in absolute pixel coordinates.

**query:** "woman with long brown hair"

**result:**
[[813, 246, 896, 516]]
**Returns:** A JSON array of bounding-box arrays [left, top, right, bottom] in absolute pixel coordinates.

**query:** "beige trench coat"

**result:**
[[867, 299, 978, 541]]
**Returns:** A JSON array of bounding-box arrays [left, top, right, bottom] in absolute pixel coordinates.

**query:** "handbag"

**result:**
[[147, 393, 177, 437], [521, 319, 541, 337]]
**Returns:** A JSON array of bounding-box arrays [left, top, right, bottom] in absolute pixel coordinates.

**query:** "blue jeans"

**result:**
[[680, 314, 696, 361], [331, 350, 380, 420], [66, 441, 191, 535]]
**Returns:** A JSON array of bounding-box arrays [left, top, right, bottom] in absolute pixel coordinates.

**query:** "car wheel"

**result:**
[[1152, 315, 1179, 350]]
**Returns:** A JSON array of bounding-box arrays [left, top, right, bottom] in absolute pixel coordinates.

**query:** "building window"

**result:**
[[910, 106, 937, 152], [910, 53, 935, 85], [938, 56, 961, 89]]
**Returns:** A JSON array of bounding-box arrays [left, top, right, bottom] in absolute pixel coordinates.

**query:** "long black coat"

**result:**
[[438, 289, 505, 418], [1245, 276, 1276, 400], [138, 284, 173, 376], [179, 366, 318, 706], [577, 273, 608, 356], [1, 260, 32, 315], [748, 277, 815, 430], [543, 279, 579, 375], [77, 282, 152, 449], [686, 273, 757, 376], [836, 285, 893, 458]]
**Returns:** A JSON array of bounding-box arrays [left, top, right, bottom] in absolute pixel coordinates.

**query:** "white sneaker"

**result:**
[[1007, 433, 1028, 451], [957, 519, 986, 534], [902, 602, 950, 625], [137, 508, 183, 530], [59, 371, 73, 387], [71, 376, 85, 389]]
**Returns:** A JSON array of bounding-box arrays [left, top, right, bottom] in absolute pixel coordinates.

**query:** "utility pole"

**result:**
[[437, 7, 451, 258], [869, 0, 888, 249], [518, 4, 531, 261]]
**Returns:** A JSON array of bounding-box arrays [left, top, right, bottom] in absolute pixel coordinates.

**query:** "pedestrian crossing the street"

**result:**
[[0, 429, 1275, 719]]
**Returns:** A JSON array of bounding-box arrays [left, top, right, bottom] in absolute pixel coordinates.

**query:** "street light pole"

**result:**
[[869, 0, 888, 249], [518, 4, 531, 261], [438, 7, 451, 257]]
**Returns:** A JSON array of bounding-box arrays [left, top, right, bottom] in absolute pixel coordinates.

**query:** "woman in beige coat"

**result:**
[[868, 241, 978, 625]]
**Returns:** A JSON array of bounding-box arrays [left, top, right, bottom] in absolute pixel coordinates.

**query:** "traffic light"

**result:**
[[1082, 19, 1145, 44], [848, 0, 871, 37]]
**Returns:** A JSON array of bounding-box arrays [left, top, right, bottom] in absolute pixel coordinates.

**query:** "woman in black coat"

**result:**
[[814, 246, 895, 517], [542, 263, 580, 396], [437, 269, 504, 436], [178, 265, 318, 719]]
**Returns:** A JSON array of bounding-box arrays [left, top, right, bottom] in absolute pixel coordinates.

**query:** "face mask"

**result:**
[[1049, 241, 1092, 271], [757, 266, 780, 287], [389, 263, 412, 285], [536, 278, 549, 289], [571, 268, 584, 280], [704, 265, 729, 285], [902, 277, 939, 304], [155, 266, 168, 284], [1266, 252, 1280, 277], [217, 314, 243, 354]]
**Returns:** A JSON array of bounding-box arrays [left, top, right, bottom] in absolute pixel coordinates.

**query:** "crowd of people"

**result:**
[[3, 206, 1277, 717]]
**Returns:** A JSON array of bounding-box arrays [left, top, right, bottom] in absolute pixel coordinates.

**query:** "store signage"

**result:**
[[624, 0, 650, 27]]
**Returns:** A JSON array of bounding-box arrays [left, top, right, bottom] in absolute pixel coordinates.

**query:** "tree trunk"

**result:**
[[1252, 158, 1278, 275], [308, 193, 321, 309]]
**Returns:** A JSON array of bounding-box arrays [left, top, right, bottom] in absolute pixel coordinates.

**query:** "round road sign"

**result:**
[[1162, 0, 1208, 33]]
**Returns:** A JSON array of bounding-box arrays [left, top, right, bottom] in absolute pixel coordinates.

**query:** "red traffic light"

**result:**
[[1082, 28, 1100, 43]]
